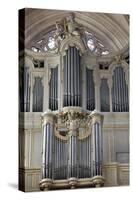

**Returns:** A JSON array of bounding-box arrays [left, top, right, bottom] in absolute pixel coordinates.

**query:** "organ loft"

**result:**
[[19, 8, 129, 191]]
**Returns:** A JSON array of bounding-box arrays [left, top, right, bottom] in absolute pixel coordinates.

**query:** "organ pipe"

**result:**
[[74, 47, 77, 106]]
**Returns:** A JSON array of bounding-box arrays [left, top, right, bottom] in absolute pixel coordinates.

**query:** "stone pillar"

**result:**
[[39, 110, 55, 191], [90, 110, 104, 186]]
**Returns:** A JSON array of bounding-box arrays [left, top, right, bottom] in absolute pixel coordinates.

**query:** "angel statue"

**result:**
[[65, 14, 80, 36]]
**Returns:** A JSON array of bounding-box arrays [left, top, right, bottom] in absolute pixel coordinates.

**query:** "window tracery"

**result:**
[[31, 16, 109, 56], [84, 31, 109, 56]]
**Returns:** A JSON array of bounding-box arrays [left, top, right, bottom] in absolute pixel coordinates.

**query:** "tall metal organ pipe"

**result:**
[[42, 112, 54, 180]]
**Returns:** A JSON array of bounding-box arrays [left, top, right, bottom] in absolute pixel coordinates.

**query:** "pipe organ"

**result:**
[[33, 77, 43, 112], [49, 66, 58, 111], [39, 108, 104, 190], [86, 68, 95, 111], [100, 78, 110, 112], [20, 65, 30, 112], [112, 66, 129, 112], [19, 51, 129, 191], [19, 50, 129, 192], [53, 137, 68, 180], [63, 46, 81, 107]]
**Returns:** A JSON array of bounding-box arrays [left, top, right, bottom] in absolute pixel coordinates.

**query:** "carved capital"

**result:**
[[90, 110, 103, 125], [41, 110, 55, 125]]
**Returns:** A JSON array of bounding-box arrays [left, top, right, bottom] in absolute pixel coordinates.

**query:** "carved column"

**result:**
[[39, 110, 55, 191]]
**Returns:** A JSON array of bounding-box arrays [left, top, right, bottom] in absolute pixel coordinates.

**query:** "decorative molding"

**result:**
[[60, 35, 86, 55], [90, 110, 104, 125]]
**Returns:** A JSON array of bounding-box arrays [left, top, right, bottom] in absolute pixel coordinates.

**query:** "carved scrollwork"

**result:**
[[54, 123, 68, 141]]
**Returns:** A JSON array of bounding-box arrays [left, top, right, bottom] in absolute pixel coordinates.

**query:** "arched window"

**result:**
[[100, 78, 110, 112], [86, 68, 95, 111], [112, 66, 129, 112]]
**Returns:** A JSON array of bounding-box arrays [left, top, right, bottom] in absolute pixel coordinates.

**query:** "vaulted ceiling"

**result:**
[[23, 8, 129, 56]]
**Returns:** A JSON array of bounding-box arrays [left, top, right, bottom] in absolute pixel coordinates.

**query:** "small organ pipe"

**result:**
[[95, 123, 99, 175], [66, 51, 68, 106], [56, 67, 58, 109], [89, 136, 91, 176], [119, 67, 122, 111], [45, 124, 48, 178], [93, 124, 96, 176], [70, 47, 73, 106], [122, 69, 125, 111], [74, 47, 76, 106], [68, 48, 70, 106], [118, 67, 120, 111], [77, 50, 79, 106], [42, 125, 46, 178]]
